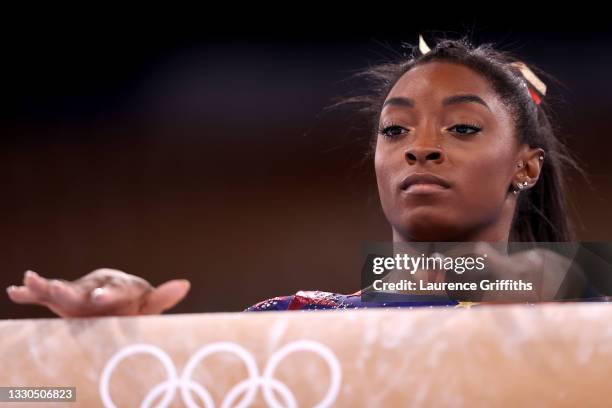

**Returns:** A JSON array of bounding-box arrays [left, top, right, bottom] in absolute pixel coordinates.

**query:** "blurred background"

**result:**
[[2, 16, 611, 318]]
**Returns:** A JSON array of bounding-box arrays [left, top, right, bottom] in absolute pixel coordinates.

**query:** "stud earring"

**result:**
[[512, 180, 529, 195]]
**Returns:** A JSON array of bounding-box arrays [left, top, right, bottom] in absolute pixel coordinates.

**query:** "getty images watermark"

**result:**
[[370, 252, 533, 292], [360, 242, 612, 303]]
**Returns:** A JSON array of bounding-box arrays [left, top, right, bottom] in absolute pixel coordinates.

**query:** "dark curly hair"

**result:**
[[326, 33, 590, 242]]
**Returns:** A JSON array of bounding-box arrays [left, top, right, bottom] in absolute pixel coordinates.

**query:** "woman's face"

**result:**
[[375, 61, 524, 242]]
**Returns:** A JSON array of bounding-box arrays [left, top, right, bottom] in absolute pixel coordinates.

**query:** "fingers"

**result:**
[[9, 269, 188, 317], [6, 270, 54, 305], [140, 279, 191, 315], [6, 285, 40, 304], [7, 271, 84, 313], [47, 279, 84, 309], [23, 270, 82, 307], [22, 270, 53, 302]]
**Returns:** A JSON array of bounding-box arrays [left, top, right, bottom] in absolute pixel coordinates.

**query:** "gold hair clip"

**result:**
[[509, 61, 547, 97]]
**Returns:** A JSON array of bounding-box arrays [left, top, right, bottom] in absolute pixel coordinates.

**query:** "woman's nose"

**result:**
[[405, 146, 445, 165]]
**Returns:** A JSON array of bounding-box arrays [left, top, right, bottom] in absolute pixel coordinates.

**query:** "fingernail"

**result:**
[[6, 285, 17, 292], [25, 270, 38, 278]]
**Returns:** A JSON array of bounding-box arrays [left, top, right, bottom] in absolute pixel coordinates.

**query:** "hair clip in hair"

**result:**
[[418, 34, 432, 55], [509, 61, 547, 105], [417, 35, 545, 106]]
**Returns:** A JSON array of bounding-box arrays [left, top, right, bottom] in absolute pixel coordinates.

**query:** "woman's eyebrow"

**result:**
[[382, 94, 491, 112]]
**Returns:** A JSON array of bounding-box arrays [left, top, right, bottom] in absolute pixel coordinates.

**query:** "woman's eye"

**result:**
[[449, 123, 482, 135], [379, 125, 407, 138]]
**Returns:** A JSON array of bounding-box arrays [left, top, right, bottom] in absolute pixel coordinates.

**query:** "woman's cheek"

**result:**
[[458, 162, 508, 216], [374, 164, 395, 212]]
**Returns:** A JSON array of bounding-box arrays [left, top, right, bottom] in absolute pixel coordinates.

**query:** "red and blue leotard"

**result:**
[[245, 290, 480, 311]]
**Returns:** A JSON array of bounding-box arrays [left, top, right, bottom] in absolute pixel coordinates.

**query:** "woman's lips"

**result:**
[[399, 172, 452, 195], [403, 183, 450, 195]]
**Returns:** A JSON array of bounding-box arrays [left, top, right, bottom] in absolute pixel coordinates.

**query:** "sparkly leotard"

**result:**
[[245, 290, 479, 311]]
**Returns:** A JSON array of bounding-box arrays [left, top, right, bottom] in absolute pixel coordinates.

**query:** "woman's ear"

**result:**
[[513, 147, 546, 191]]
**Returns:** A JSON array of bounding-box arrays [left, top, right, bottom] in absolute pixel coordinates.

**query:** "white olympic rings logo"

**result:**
[[99, 340, 342, 408]]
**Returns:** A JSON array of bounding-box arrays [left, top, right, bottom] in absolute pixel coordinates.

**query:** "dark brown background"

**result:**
[[2, 17, 611, 318]]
